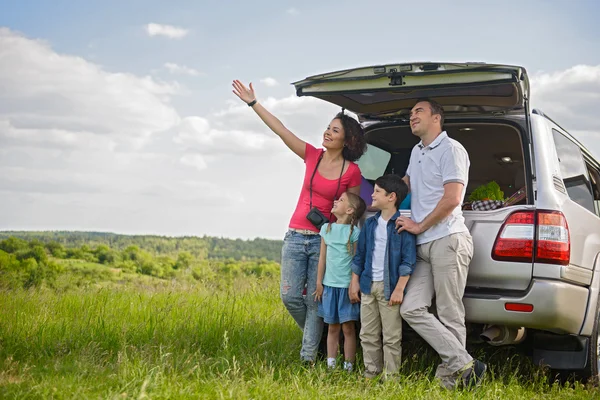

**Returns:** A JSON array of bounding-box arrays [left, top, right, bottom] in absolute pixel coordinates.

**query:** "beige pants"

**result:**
[[359, 281, 402, 378], [400, 232, 474, 377]]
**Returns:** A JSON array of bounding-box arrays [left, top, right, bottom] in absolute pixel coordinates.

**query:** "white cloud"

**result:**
[[169, 94, 341, 176], [180, 154, 208, 171], [0, 119, 119, 155], [0, 28, 180, 150], [212, 94, 340, 147], [530, 65, 600, 158], [146, 23, 188, 39], [164, 62, 200, 76], [286, 8, 299, 15], [178, 180, 245, 205], [260, 77, 279, 87], [531, 65, 600, 132], [0, 28, 214, 235], [173, 116, 281, 157]]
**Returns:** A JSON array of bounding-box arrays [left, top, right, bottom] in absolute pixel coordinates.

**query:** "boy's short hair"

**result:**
[[374, 174, 408, 208]]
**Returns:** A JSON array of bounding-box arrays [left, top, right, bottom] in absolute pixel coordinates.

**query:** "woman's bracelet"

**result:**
[[247, 99, 257, 107]]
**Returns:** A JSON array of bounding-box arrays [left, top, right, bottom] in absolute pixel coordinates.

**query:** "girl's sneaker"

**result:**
[[343, 361, 353, 372], [327, 358, 336, 369]]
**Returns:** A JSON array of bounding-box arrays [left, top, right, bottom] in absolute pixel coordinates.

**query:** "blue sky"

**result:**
[[0, 1, 599, 238]]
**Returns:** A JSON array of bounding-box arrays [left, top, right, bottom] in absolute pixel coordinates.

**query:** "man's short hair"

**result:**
[[374, 174, 408, 208], [416, 98, 445, 127]]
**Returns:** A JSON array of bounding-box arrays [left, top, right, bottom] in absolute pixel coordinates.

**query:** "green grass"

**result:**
[[1, 278, 599, 399]]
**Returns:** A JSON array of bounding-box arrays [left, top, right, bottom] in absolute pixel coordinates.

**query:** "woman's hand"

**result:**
[[232, 80, 256, 104], [231, 79, 306, 159]]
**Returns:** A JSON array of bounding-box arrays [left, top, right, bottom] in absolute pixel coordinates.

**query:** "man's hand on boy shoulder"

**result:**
[[389, 289, 404, 306], [349, 276, 361, 303], [396, 216, 423, 235], [313, 282, 324, 302]]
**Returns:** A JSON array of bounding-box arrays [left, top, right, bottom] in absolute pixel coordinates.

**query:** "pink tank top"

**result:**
[[289, 143, 362, 232]]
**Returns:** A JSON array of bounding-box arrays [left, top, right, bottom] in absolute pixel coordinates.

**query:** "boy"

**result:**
[[349, 174, 417, 379]]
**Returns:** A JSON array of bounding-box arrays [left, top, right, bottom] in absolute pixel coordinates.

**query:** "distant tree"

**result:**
[[94, 244, 117, 264], [175, 251, 194, 270], [0, 250, 19, 271], [122, 245, 141, 261], [66, 248, 84, 260], [21, 258, 43, 289], [46, 241, 66, 258], [17, 245, 48, 265], [0, 237, 28, 254], [0, 232, 283, 263]]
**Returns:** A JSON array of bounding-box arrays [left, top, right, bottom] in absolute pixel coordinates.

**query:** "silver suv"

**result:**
[[294, 62, 600, 381]]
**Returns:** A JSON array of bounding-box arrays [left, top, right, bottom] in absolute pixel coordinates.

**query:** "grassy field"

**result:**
[[1, 277, 599, 399]]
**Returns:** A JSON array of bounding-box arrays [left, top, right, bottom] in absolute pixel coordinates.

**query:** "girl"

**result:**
[[314, 191, 367, 371], [232, 80, 366, 364]]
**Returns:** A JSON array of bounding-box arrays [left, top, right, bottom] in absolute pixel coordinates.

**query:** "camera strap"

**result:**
[[309, 152, 346, 216]]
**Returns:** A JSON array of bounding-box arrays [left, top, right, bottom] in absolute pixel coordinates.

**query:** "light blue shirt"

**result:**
[[320, 223, 361, 288]]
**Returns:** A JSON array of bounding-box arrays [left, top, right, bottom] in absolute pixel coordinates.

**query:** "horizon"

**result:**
[[0, 229, 282, 241]]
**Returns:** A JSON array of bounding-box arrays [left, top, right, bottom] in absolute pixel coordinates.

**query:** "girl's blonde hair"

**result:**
[[326, 192, 367, 255]]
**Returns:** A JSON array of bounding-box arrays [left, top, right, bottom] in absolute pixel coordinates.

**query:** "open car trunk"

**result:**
[[293, 62, 530, 124], [293, 62, 535, 292], [358, 120, 534, 292]]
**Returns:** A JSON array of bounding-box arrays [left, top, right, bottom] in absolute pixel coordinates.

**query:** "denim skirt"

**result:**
[[317, 285, 360, 324]]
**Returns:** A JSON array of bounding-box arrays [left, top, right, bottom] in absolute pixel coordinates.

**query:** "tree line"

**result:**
[[0, 232, 283, 289], [0, 231, 283, 261]]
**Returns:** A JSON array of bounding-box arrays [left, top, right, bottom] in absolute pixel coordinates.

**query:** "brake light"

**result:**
[[536, 211, 570, 265], [492, 211, 535, 263], [492, 210, 570, 265]]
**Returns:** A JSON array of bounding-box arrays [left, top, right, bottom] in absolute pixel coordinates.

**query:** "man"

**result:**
[[396, 99, 486, 389]]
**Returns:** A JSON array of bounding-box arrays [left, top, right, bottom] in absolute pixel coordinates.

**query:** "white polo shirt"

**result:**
[[406, 131, 470, 245]]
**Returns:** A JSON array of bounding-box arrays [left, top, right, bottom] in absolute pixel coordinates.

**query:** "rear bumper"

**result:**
[[464, 279, 590, 335]]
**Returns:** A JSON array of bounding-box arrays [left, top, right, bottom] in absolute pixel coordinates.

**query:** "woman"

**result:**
[[232, 80, 366, 363]]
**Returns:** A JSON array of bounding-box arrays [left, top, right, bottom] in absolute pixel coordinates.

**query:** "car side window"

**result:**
[[586, 163, 600, 217], [552, 129, 595, 213]]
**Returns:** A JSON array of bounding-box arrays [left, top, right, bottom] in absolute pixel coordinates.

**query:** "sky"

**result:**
[[0, 0, 599, 240]]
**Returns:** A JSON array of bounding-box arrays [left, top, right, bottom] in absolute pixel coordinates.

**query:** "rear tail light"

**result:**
[[536, 211, 570, 264], [492, 210, 570, 265], [492, 211, 535, 263]]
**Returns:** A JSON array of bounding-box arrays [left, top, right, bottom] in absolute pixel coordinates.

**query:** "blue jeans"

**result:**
[[280, 230, 324, 362]]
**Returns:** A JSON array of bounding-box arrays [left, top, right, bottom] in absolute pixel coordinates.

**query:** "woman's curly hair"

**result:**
[[335, 112, 367, 162]]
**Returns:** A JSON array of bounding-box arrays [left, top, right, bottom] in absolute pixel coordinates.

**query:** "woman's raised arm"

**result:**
[[232, 80, 306, 159]]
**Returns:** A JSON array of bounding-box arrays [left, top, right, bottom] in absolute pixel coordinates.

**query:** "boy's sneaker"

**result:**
[[461, 359, 487, 388]]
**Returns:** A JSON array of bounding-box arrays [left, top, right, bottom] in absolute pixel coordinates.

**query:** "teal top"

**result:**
[[320, 223, 361, 288]]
